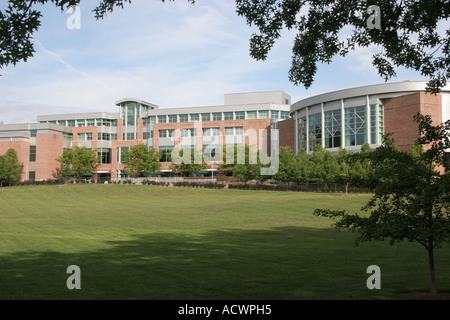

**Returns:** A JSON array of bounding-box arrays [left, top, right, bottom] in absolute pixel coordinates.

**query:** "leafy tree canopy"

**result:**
[[0, 148, 24, 186], [122, 144, 161, 177], [235, 0, 449, 93], [56, 145, 98, 178]]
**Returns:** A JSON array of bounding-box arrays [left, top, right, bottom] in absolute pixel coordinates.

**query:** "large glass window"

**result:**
[[67, 120, 75, 127], [127, 107, 136, 126], [324, 109, 341, 149], [308, 113, 322, 148], [179, 114, 189, 122], [29, 146, 36, 162], [159, 130, 167, 138], [345, 106, 367, 146], [259, 110, 269, 119], [224, 112, 233, 120], [247, 111, 257, 119], [98, 148, 111, 164], [201, 113, 211, 122], [280, 111, 290, 119], [379, 105, 384, 144], [159, 146, 173, 162], [270, 110, 279, 119], [77, 120, 85, 127], [212, 112, 222, 121], [298, 117, 307, 150], [63, 133, 73, 141], [190, 114, 199, 122], [235, 111, 245, 120], [78, 133, 86, 141], [158, 115, 167, 123], [87, 119, 95, 127], [168, 115, 177, 123]]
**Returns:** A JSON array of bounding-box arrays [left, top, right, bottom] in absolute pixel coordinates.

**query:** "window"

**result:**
[[225, 127, 234, 136], [190, 114, 199, 122], [29, 171, 35, 181], [143, 132, 151, 139], [77, 120, 85, 127], [259, 110, 269, 119], [247, 111, 257, 119], [270, 110, 279, 119], [67, 120, 75, 127], [150, 116, 156, 124], [127, 107, 136, 126], [345, 106, 367, 147], [235, 111, 245, 120], [98, 133, 111, 141], [280, 111, 290, 119], [97, 148, 111, 164], [29, 146, 36, 162], [143, 117, 151, 126], [118, 147, 129, 163], [235, 127, 243, 135], [168, 129, 175, 138], [179, 114, 188, 122], [201, 113, 211, 122], [168, 115, 177, 123], [159, 130, 167, 138], [78, 133, 86, 141], [212, 112, 222, 121], [203, 128, 211, 136], [87, 119, 95, 127], [30, 130, 37, 138], [379, 105, 384, 144], [212, 128, 220, 136], [308, 113, 322, 148], [181, 129, 196, 137], [58, 120, 66, 126], [63, 133, 73, 141], [86, 133, 93, 141], [123, 132, 135, 140], [298, 117, 307, 150], [159, 146, 173, 162], [224, 112, 233, 120], [158, 115, 167, 123], [324, 109, 341, 149]]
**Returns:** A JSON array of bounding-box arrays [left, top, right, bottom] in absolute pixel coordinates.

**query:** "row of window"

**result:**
[[46, 119, 117, 128], [142, 110, 289, 125], [298, 105, 384, 150]]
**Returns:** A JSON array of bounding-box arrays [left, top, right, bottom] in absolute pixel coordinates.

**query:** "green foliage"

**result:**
[[235, 0, 449, 93], [314, 113, 450, 295], [122, 144, 161, 177], [0, 148, 24, 186], [56, 146, 99, 178], [170, 147, 206, 177]]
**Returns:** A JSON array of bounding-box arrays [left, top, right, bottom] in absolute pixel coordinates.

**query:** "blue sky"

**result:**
[[0, 0, 430, 124]]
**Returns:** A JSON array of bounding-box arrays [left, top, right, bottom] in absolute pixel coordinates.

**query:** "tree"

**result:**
[[56, 146, 99, 179], [235, 0, 449, 93], [273, 146, 297, 187], [314, 113, 450, 296], [122, 144, 161, 177], [0, 0, 195, 71], [170, 147, 206, 177], [0, 148, 24, 186]]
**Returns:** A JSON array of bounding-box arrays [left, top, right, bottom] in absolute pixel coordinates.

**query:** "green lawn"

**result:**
[[0, 184, 448, 300]]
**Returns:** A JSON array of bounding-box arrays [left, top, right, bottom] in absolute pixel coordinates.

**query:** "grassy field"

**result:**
[[0, 184, 448, 300]]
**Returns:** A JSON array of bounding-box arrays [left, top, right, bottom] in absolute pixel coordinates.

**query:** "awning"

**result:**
[[82, 172, 93, 177]]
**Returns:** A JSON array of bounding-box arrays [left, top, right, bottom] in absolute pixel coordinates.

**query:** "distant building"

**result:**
[[0, 91, 291, 181], [1, 82, 448, 182]]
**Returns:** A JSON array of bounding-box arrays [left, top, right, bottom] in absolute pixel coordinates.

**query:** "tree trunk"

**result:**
[[427, 243, 437, 296]]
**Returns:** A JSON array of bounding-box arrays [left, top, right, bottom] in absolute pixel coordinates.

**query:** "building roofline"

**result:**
[[115, 98, 159, 109], [291, 81, 450, 112]]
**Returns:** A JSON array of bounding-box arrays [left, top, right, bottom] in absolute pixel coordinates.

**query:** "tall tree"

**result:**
[[0, 148, 24, 186], [56, 146, 98, 178], [314, 114, 450, 296], [122, 144, 161, 177], [235, 0, 449, 93]]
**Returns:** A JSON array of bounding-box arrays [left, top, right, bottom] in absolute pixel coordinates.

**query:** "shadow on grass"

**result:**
[[0, 226, 448, 300]]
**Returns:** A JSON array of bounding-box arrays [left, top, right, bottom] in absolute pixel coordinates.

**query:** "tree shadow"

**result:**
[[0, 226, 448, 300]]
